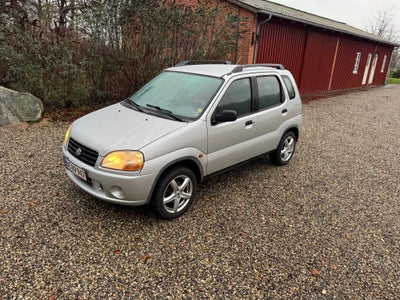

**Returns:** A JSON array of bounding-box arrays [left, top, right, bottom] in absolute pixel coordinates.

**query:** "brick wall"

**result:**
[[235, 7, 257, 64], [173, 0, 257, 64]]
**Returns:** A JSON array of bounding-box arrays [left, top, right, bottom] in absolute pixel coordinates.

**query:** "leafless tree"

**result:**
[[367, 5, 398, 40], [367, 5, 399, 72]]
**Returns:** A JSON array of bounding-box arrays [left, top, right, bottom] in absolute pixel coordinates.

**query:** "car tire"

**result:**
[[270, 131, 296, 166], [152, 166, 197, 219]]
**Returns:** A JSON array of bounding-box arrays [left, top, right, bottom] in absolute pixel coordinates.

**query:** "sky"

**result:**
[[269, 0, 400, 35]]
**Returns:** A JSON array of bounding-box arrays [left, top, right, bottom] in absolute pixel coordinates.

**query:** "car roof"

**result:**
[[167, 64, 237, 77], [166, 64, 285, 78]]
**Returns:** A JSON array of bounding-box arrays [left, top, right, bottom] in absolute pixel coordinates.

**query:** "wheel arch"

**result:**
[[281, 126, 299, 143], [146, 157, 204, 204], [273, 125, 300, 151], [270, 126, 299, 166]]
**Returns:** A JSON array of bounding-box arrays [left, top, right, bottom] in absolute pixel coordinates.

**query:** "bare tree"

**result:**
[[367, 5, 398, 40], [390, 50, 400, 72], [367, 5, 400, 72]]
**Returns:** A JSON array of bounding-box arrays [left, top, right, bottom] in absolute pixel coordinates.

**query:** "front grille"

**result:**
[[67, 138, 99, 167]]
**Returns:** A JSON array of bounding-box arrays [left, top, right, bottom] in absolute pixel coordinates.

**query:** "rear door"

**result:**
[[254, 75, 288, 155], [206, 77, 256, 174]]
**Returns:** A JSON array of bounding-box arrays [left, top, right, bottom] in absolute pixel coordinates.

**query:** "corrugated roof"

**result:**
[[229, 0, 399, 47]]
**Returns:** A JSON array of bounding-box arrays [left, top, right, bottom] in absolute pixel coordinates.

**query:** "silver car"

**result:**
[[62, 62, 302, 219]]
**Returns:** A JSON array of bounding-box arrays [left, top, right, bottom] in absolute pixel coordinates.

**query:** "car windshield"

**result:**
[[128, 71, 223, 119]]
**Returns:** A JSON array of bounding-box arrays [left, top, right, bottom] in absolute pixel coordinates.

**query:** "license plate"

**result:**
[[64, 157, 87, 182]]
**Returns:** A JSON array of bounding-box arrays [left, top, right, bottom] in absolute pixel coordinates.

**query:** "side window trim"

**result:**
[[251, 76, 260, 111]]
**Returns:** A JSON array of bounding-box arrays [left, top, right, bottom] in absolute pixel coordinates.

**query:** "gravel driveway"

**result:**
[[1, 85, 399, 299]]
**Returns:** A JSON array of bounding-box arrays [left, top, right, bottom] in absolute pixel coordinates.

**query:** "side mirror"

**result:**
[[213, 110, 237, 124]]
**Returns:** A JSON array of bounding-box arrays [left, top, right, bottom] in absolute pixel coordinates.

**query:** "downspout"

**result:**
[[253, 13, 272, 64]]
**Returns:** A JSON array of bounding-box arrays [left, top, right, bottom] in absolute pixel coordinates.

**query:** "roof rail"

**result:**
[[231, 64, 285, 73], [175, 60, 232, 66]]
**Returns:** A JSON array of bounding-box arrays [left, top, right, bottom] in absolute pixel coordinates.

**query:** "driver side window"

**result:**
[[216, 78, 252, 118]]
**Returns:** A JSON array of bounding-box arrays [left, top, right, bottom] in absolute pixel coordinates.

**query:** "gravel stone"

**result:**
[[1, 85, 399, 299]]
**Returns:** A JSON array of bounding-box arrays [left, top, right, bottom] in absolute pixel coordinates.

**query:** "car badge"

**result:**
[[75, 148, 82, 156]]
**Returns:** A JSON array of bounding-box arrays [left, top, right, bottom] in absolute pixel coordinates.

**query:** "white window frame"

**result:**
[[381, 55, 387, 73], [353, 52, 361, 74]]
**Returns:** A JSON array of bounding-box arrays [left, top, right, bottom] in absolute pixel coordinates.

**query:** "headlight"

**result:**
[[101, 151, 144, 171], [64, 125, 71, 148]]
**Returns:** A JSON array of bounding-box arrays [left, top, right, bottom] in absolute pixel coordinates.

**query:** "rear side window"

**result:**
[[282, 76, 296, 99], [257, 76, 282, 110]]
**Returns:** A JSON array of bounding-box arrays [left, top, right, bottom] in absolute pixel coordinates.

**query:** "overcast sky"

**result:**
[[269, 0, 400, 34]]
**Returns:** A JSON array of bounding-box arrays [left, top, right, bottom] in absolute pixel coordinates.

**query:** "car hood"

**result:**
[[71, 103, 187, 156]]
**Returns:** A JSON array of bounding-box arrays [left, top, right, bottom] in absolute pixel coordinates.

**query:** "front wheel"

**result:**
[[152, 166, 197, 219], [270, 131, 297, 166]]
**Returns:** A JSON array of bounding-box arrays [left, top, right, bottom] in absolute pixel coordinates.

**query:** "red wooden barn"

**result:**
[[181, 0, 399, 96]]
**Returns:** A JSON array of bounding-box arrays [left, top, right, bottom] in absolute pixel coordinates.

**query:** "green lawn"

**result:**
[[386, 77, 400, 84]]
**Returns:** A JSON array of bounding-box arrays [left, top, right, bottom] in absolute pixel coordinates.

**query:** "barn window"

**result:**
[[381, 55, 388, 73], [353, 52, 362, 74]]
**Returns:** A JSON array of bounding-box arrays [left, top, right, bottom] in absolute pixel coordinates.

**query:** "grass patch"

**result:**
[[386, 77, 400, 84]]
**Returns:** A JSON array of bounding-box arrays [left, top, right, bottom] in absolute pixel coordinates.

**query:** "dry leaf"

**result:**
[[141, 254, 151, 261], [310, 268, 320, 277]]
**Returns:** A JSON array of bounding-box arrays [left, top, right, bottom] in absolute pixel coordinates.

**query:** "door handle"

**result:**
[[245, 120, 253, 126], [282, 109, 288, 114]]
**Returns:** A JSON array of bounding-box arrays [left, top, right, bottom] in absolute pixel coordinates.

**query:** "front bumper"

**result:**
[[62, 147, 157, 206]]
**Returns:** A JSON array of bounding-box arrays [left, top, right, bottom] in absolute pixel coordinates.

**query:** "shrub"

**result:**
[[391, 69, 400, 78], [0, 0, 240, 112]]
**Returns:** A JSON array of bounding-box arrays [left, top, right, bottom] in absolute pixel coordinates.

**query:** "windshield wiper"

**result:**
[[146, 104, 184, 122], [123, 98, 144, 112]]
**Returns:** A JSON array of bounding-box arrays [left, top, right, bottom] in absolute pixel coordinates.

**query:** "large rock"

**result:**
[[0, 87, 44, 126]]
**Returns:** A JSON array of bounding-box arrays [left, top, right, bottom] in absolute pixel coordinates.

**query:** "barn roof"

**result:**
[[228, 0, 400, 47]]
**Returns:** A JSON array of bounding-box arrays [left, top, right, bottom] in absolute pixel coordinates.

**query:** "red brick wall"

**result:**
[[173, 0, 257, 64], [236, 8, 257, 64]]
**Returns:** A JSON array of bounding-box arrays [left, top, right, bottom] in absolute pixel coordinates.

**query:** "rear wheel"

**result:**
[[270, 131, 296, 166], [152, 166, 197, 219]]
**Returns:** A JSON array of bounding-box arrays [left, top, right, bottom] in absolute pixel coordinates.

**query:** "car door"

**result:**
[[206, 77, 256, 174], [253, 75, 288, 156]]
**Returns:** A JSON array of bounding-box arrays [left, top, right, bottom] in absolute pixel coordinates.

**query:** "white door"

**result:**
[[362, 53, 372, 85], [368, 53, 379, 85]]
